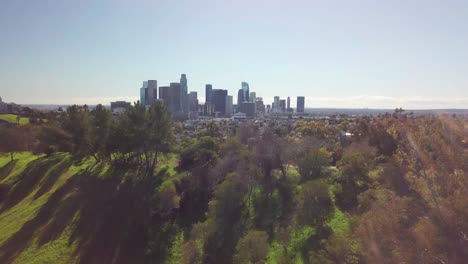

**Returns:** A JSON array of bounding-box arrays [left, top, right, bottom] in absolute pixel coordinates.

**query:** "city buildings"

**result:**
[[297, 96, 305, 113], [136, 75, 310, 119], [273, 96, 280, 113], [225, 95, 233, 116], [287, 96, 293, 113], [205, 84, 213, 104], [249, 92, 256, 103], [256, 98, 265, 113], [147, 80, 157, 105], [280, 99, 286, 113], [205, 84, 213, 116], [159, 84, 182, 113], [169, 83, 182, 112], [180, 74, 188, 112], [140, 80, 157, 106], [241, 82, 250, 102], [189, 92, 198, 112], [239, 102, 256, 117], [140, 81, 148, 105], [212, 89, 228, 116], [237, 89, 244, 105], [110, 101, 131, 113]]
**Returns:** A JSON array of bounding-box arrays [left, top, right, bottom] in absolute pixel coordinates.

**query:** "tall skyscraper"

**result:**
[[274, 96, 280, 113], [188, 91, 198, 112], [256, 98, 265, 113], [225, 95, 233, 116], [297, 96, 305, 113], [249, 92, 256, 103], [287, 96, 290, 109], [239, 102, 256, 117], [159, 86, 170, 110], [159, 83, 182, 113], [237, 89, 244, 105], [147, 80, 157, 105], [280, 99, 286, 112], [205, 84, 213, 103], [170, 83, 182, 112], [212, 89, 228, 115], [180, 74, 188, 112], [241, 82, 250, 102], [140, 81, 149, 105]]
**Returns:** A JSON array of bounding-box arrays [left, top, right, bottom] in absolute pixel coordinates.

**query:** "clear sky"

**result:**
[[1, 0, 467, 108]]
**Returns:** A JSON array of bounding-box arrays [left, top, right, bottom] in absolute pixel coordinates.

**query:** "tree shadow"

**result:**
[[0, 155, 63, 213], [0, 164, 153, 264], [33, 157, 73, 200], [0, 160, 18, 182]]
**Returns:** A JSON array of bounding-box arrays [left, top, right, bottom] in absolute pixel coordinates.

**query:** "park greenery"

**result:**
[[0, 102, 467, 264]]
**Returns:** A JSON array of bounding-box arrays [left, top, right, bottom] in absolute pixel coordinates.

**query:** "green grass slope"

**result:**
[[0, 152, 178, 264], [0, 153, 84, 264], [0, 114, 29, 125]]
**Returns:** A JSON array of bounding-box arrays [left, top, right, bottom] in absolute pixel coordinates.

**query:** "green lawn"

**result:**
[[0, 152, 177, 264], [0, 114, 30, 125], [0, 153, 83, 263]]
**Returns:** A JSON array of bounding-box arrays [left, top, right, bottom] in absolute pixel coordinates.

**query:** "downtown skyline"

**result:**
[[1, 0, 468, 109]]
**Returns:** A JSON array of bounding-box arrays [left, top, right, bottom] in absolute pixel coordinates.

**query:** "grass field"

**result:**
[[0, 114, 30, 125], [0, 152, 179, 264], [0, 153, 82, 263]]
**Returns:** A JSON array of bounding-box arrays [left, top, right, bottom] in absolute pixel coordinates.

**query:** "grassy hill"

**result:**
[[0, 152, 178, 264], [0, 114, 30, 125]]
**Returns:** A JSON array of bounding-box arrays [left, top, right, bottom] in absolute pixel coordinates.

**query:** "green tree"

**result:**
[[298, 148, 332, 182], [234, 230, 269, 264], [62, 105, 93, 160], [36, 123, 73, 156], [335, 151, 371, 210], [145, 101, 173, 175], [111, 101, 173, 174], [191, 172, 248, 263], [295, 180, 334, 226], [90, 104, 112, 161], [178, 136, 220, 171], [0, 125, 27, 161]]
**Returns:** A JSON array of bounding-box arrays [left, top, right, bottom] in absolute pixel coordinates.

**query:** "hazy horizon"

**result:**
[[1, 0, 468, 109]]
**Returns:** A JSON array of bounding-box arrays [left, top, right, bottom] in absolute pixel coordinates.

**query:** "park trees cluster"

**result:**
[[5, 102, 174, 175], [1, 104, 467, 264]]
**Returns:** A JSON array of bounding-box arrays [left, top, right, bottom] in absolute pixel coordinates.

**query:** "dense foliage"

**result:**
[[0, 106, 467, 264]]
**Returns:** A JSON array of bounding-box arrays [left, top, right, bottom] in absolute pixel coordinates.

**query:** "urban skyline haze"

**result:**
[[1, 0, 468, 109]]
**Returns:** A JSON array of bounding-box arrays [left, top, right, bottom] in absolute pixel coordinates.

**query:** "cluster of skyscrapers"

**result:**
[[204, 81, 264, 118], [139, 74, 197, 118], [270, 96, 305, 114], [137, 74, 305, 118]]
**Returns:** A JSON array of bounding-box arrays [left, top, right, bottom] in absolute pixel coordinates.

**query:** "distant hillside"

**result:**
[[0, 114, 30, 125]]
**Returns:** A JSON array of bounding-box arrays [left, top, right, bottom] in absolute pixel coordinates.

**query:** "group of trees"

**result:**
[[173, 114, 467, 264], [0, 102, 173, 175], [1, 104, 467, 264]]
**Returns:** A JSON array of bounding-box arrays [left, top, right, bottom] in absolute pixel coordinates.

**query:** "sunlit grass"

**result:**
[[0, 153, 81, 263], [0, 152, 179, 263], [0, 114, 29, 125], [12, 223, 79, 264], [0, 152, 42, 183]]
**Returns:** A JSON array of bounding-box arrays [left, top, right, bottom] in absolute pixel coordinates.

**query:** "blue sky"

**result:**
[[1, 0, 467, 108]]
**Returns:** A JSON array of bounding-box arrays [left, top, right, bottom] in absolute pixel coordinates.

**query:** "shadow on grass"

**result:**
[[0, 156, 64, 213], [0, 164, 158, 264], [0, 160, 17, 182], [33, 157, 73, 200]]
